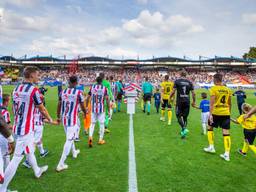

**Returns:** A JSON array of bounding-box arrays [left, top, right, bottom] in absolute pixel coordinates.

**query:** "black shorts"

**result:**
[[208, 115, 230, 129], [244, 129, 256, 145], [176, 102, 190, 117], [117, 92, 123, 100], [143, 93, 152, 102], [162, 99, 172, 109]]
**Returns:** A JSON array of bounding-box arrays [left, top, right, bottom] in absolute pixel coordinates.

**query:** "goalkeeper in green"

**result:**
[[99, 73, 114, 133]]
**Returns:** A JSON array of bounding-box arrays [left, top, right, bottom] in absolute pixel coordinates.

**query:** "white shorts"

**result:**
[[14, 133, 35, 157], [92, 112, 105, 124], [34, 125, 44, 144], [64, 125, 78, 140], [0, 134, 8, 156], [201, 112, 210, 124]]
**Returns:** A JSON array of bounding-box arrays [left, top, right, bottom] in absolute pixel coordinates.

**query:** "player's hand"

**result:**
[[57, 118, 61, 124], [243, 114, 249, 120], [8, 142, 15, 155], [108, 110, 111, 117], [161, 99, 164, 104], [209, 114, 213, 125], [191, 102, 196, 108], [51, 120, 60, 125]]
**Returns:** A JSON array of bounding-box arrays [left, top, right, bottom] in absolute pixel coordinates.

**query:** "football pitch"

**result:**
[[2, 85, 256, 192]]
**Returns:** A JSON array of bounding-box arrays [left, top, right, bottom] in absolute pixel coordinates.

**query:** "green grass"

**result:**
[[2, 86, 256, 192]]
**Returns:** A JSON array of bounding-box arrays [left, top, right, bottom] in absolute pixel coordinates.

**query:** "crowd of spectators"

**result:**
[[39, 68, 255, 85]]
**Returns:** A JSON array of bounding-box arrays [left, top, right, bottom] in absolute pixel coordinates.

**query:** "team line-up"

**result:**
[[0, 67, 256, 192]]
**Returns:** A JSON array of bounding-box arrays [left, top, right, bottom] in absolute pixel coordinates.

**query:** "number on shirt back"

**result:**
[[182, 86, 186, 94], [14, 102, 25, 119], [220, 95, 226, 104]]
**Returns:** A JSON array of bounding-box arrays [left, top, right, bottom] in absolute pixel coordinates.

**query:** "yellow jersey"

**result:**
[[210, 85, 231, 116], [237, 114, 256, 130], [160, 81, 174, 100]]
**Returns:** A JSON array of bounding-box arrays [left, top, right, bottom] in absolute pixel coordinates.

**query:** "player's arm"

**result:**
[[33, 89, 53, 123], [209, 95, 215, 124], [228, 95, 231, 113], [193, 104, 200, 110], [78, 91, 87, 115], [191, 90, 196, 107], [169, 88, 176, 100], [105, 88, 110, 113], [38, 104, 53, 123], [230, 118, 239, 124], [56, 98, 61, 123], [0, 113, 15, 155], [244, 106, 256, 119]]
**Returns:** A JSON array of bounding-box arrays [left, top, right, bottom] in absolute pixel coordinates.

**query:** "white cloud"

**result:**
[[242, 13, 256, 24], [0, 8, 51, 32], [0, 7, 204, 58], [122, 10, 204, 48]]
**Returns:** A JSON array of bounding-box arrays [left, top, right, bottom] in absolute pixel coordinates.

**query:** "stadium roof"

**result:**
[[0, 55, 255, 63]]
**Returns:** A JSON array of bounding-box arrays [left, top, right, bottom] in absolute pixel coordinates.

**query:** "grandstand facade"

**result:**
[[1, 55, 256, 70]]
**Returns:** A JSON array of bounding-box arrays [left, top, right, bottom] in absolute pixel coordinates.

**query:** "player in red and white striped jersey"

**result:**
[[0, 66, 55, 192], [56, 75, 86, 172], [86, 76, 110, 147], [0, 94, 12, 189]]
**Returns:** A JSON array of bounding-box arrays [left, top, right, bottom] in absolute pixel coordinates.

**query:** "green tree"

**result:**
[[243, 47, 256, 59]]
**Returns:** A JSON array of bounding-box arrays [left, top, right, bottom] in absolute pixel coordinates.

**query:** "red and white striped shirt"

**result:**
[[12, 83, 42, 136], [89, 84, 108, 114], [0, 106, 11, 124], [60, 88, 84, 127]]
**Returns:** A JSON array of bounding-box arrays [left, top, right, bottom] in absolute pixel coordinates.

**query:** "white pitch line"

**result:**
[[129, 114, 138, 192]]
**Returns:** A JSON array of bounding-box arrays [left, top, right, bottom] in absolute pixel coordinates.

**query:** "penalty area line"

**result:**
[[128, 114, 138, 192]]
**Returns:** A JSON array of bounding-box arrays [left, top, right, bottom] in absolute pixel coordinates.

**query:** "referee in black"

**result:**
[[233, 86, 246, 115], [170, 71, 196, 139]]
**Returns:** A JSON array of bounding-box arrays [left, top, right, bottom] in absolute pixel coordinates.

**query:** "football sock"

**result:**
[[147, 101, 151, 113], [0, 155, 23, 191], [76, 125, 80, 138], [177, 116, 185, 129], [168, 110, 172, 122], [27, 153, 41, 174], [37, 143, 45, 154], [118, 102, 121, 111], [207, 130, 214, 146], [58, 139, 72, 166], [99, 123, 105, 140], [183, 116, 188, 127], [84, 118, 87, 131], [105, 111, 109, 127], [0, 153, 3, 180], [110, 108, 113, 118], [141, 100, 144, 110], [223, 134, 231, 155], [242, 141, 249, 153], [3, 155, 10, 170], [249, 145, 256, 154], [161, 109, 165, 118], [202, 123, 207, 134], [71, 142, 76, 154], [89, 123, 96, 137]]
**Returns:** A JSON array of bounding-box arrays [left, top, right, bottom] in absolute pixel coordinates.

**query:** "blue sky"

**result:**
[[0, 0, 255, 59]]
